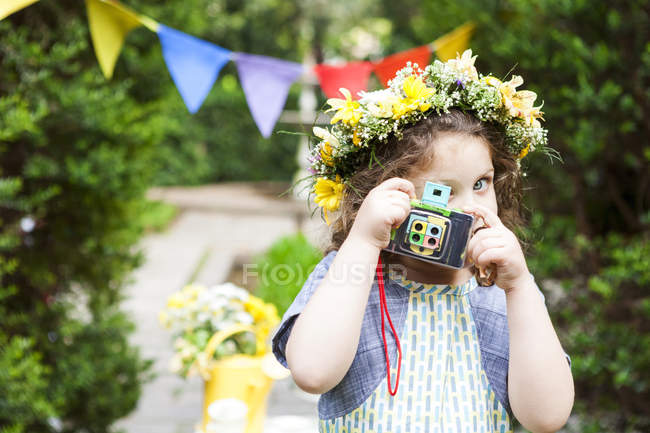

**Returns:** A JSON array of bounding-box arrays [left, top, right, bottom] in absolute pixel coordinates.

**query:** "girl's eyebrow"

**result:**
[[438, 168, 494, 183], [470, 168, 495, 183]]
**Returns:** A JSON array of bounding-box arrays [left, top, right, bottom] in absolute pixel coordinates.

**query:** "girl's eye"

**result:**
[[473, 177, 491, 191]]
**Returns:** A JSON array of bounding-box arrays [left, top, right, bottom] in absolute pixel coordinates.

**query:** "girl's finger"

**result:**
[[386, 196, 411, 213], [386, 205, 409, 228], [468, 226, 502, 245], [470, 237, 506, 262], [466, 227, 501, 254], [386, 190, 412, 203], [461, 203, 502, 229], [375, 177, 417, 199], [475, 246, 506, 269]]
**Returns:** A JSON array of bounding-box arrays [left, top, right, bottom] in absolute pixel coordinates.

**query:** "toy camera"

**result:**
[[384, 181, 474, 269]]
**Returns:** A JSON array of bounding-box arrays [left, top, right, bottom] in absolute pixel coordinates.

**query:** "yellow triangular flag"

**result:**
[[85, 0, 158, 79], [0, 0, 40, 21], [431, 22, 476, 61]]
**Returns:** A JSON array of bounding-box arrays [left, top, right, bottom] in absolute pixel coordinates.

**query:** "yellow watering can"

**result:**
[[199, 323, 290, 433]]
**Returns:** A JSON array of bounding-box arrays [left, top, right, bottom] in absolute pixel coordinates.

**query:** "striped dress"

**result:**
[[319, 270, 512, 433]]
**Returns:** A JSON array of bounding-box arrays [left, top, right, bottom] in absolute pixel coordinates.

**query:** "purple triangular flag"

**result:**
[[234, 53, 303, 138], [158, 24, 231, 113]]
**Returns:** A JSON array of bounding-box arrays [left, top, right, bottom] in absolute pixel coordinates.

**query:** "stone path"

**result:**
[[115, 182, 327, 433]]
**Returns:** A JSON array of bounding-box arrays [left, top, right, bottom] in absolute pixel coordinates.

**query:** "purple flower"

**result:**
[[455, 79, 465, 89]]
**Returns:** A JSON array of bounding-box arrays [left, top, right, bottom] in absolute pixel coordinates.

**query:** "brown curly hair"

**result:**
[[324, 109, 526, 256]]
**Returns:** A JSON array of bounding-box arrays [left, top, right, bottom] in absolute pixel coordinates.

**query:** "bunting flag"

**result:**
[[234, 53, 303, 138], [0, 0, 40, 20], [431, 22, 476, 61], [313, 61, 374, 100], [158, 25, 231, 114], [85, 0, 156, 79], [372, 45, 431, 87]]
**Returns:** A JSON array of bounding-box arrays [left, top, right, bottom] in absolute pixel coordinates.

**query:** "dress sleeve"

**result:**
[[271, 250, 338, 369], [530, 273, 572, 368]]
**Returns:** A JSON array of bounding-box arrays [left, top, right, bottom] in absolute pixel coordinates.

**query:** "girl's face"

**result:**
[[410, 132, 498, 218]]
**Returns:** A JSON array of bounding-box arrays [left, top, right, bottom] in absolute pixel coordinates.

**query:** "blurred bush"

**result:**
[[253, 233, 322, 318], [0, 3, 159, 431]]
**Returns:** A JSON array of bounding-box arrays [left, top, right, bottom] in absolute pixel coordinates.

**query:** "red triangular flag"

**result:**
[[372, 45, 431, 87], [314, 61, 374, 99]]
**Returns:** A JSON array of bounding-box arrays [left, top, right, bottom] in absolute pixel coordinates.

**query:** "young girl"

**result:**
[[272, 50, 574, 433]]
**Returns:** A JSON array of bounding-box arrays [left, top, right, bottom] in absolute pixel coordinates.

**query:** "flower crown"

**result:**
[[308, 49, 552, 224]]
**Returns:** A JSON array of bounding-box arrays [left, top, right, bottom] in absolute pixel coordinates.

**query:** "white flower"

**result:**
[[313, 127, 340, 148], [233, 311, 254, 325], [20, 216, 35, 232], [197, 312, 211, 323], [211, 282, 249, 301], [446, 49, 479, 82]]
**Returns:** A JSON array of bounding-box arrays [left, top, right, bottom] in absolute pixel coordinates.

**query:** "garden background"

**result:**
[[1, 0, 649, 432]]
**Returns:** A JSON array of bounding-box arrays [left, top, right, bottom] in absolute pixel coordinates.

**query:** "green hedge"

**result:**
[[0, 3, 156, 431]]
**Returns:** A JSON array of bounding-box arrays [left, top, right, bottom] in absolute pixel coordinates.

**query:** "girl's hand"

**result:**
[[462, 203, 530, 293], [348, 177, 416, 250]]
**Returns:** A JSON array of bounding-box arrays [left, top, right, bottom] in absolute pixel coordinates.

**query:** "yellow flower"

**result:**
[[245, 296, 277, 323], [327, 88, 362, 126], [181, 283, 205, 301], [524, 105, 543, 128], [392, 75, 435, 119], [243, 296, 280, 354], [447, 49, 479, 81], [484, 75, 544, 124], [482, 76, 503, 88], [483, 75, 519, 115], [500, 75, 523, 116], [512, 90, 544, 125], [519, 143, 531, 159], [313, 127, 340, 165], [320, 142, 334, 165], [352, 129, 361, 145], [314, 175, 344, 225], [390, 100, 412, 119], [166, 292, 185, 309], [403, 75, 435, 110]]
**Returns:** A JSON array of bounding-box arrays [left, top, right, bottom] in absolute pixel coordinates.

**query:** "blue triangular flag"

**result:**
[[234, 53, 303, 138], [157, 24, 231, 113]]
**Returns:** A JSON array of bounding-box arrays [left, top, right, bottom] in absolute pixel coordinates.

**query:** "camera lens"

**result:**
[[431, 227, 439, 235], [412, 234, 421, 242], [414, 222, 423, 231], [427, 238, 436, 245]]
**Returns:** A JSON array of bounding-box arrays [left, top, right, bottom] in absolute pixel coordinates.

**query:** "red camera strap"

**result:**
[[376, 255, 402, 396]]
